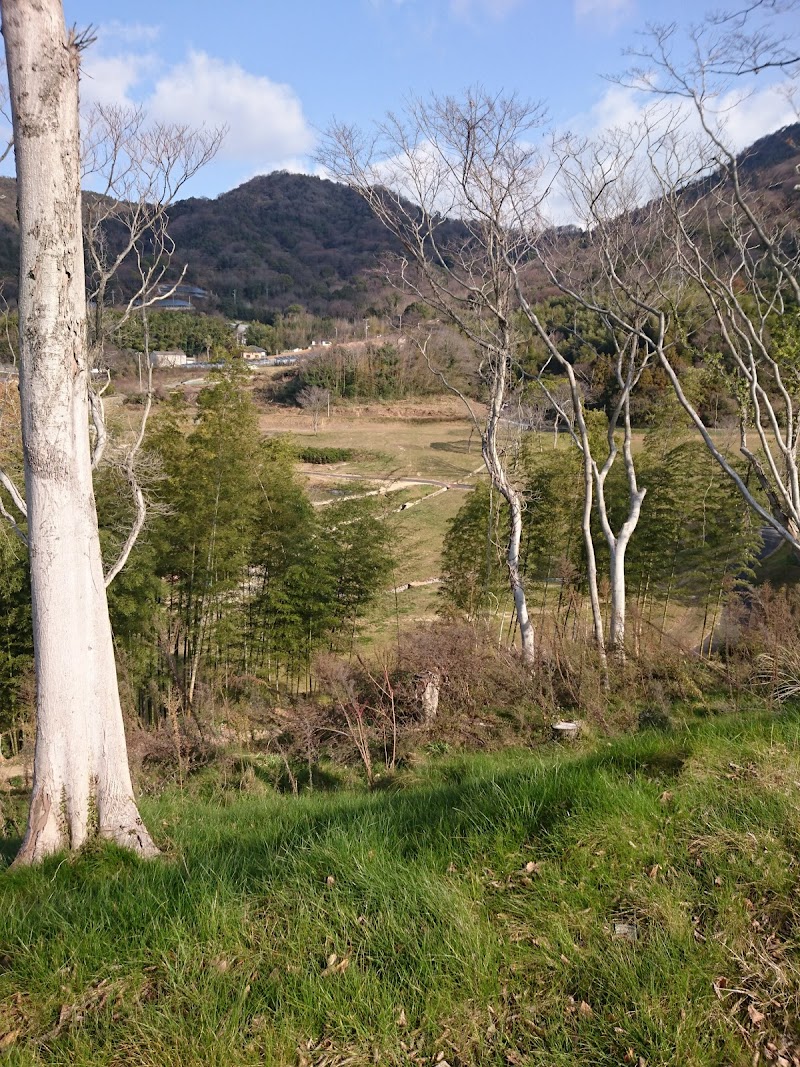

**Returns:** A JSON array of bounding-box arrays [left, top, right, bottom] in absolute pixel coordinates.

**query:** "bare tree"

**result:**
[[0, 0, 159, 862], [571, 4, 800, 558], [320, 89, 553, 664], [81, 106, 222, 582], [296, 384, 330, 433], [512, 133, 667, 662], [82, 103, 223, 358]]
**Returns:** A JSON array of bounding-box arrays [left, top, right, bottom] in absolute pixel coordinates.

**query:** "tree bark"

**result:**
[[481, 352, 535, 666], [3, 0, 158, 863]]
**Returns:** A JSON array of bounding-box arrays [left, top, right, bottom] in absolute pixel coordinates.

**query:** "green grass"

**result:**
[[2, 711, 800, 1064]]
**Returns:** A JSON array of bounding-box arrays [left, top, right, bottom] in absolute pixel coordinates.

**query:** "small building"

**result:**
[[240, 345, 267, 361], [149, 349, 187, 368]]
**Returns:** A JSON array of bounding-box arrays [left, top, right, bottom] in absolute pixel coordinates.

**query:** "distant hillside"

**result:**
[[0, 126, 797, 319], [0, 177, 20, 303], [0, 171, 406, 319], [676, 121, 800, 215], [165, 172, 406, 319]]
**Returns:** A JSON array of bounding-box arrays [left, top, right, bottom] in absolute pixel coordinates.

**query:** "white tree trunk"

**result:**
[[606, 493, 645, 658], [608, 545, 626, 653], [581, 452, 608, 679], [482, 356, 535, 667], [507, 489, 535, 665], [4, 0, 157, 863]]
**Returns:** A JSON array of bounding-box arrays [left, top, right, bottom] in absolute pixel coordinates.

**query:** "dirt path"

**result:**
[[0, 755, 28, 789]]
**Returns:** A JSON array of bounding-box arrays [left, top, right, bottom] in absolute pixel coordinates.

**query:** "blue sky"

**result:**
[[14, 0, 798, 198]]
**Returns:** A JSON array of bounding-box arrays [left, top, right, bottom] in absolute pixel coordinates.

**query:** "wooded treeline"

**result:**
[[0, 369, 394, 740]]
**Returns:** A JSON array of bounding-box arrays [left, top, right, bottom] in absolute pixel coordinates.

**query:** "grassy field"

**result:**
[[2, 709, 800, 1065], [256, 399, 491, 644], [257, 398, 489, 484]]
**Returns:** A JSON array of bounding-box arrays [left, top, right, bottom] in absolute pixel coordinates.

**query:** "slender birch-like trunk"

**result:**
[[481, 345, 535, 666], [4, 0, 157, 863]]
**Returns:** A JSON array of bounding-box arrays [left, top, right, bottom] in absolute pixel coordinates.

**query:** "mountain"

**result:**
[[0, 125, 797, 319], [164, 172, 405, 320], [0, 171, 405, 319]]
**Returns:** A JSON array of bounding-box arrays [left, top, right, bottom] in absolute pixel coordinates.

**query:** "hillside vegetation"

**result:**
[[0, 125, 796, 321]]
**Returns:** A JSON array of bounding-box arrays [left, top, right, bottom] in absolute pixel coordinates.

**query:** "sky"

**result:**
[[5, 0, 798, 200]]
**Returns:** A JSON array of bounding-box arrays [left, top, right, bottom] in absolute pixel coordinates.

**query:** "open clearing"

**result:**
[[255, 397, 491, 639]]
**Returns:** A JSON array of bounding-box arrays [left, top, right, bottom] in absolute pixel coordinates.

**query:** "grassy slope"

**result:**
[[2, 710, 799, 1065]]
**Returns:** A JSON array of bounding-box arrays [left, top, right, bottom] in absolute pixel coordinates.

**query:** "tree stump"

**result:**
[[552, 720, 581, 742], [416, 670, 441, 725]]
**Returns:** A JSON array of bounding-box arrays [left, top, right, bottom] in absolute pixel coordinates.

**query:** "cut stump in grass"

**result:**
[[552, 721, 581, 742]]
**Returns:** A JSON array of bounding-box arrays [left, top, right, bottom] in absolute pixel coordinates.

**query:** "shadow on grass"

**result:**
[[429, 439, 478, 455], [0, 832, 21, 866], [0, 727, 691, 881], [578, 746, 690, 780], [0, 755, 586, 882], [5, 712, 789, 895]]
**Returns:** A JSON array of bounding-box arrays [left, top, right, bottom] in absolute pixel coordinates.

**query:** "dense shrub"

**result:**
[[297, 446, 354, 464]]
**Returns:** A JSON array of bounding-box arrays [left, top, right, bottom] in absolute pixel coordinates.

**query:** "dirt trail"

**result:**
[[0, 755, 28, 789]]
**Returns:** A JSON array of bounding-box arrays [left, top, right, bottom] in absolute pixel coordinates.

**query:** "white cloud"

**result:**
[[80, 22, 160, 108], [574, 83, 648, 135], [96, 22, 161, 46], [545, 79, 800, 225], [568, 80, 798, 150], [81, 52, 151, 107], [574, 0, 635, 29], [147, 52, 314, 168], [716, 85, 798, 153], [450, 0, 523, 19]]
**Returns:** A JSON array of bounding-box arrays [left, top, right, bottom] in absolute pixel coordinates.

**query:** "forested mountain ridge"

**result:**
[[164, 172, 406, 320], [0, 123, 797, 317]]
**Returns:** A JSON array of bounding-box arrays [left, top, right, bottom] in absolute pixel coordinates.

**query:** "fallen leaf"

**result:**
[[326, 875, 335, 886], [579, 1001, 593, 1017], [648, 864, 660, 880], [659, 790, 673, 805], [0, 1030, 20, 1050], [396, 1008, 407, 1027], [748, 1003, 766, 1027], [321, 956, 350, 977]]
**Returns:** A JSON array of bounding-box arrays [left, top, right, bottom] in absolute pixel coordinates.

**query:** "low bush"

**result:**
[[296, 445, 355, 464]]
